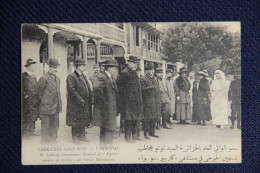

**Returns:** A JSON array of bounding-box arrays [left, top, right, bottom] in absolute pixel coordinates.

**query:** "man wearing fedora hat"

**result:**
[[92, 59, 119, 145], [66, 59, 92, 144], [141, 62, 160, 139], [35, 58, 62, 144], [156, 68, 172, 130], [117, 56, 143, 142], [22, 58, 39, 136], [175, 67, 191, 124]]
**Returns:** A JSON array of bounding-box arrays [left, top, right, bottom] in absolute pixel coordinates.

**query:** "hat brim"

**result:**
[[156, 71, 163, 73], [75, 63, 86, 66], [24, 62, 36, 67], [103, 64, 118, 67], [49, 64, 60, 68], [128, 59, 140, 63]]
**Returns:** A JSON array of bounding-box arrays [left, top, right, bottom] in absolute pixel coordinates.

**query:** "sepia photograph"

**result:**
[[21, 22, 241, 164]]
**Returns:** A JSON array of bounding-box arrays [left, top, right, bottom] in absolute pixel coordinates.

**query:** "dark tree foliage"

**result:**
[[161, 23, 241, 75]]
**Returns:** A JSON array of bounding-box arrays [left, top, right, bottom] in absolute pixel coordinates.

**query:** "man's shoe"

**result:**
[[167, 121, 173, 125], [176, 121, 182, 124], [133, 137, 142, 141], [237, 125, 241, 129], [28, 131, 40, 136], [144, 135, 150, 140], [163, 126, 171, 129], [125, 139, 135, 143], [183, 121, 189, 125], [230, 125, 234, 129], [79, 138, 89, 142], [150, 134, 159, 138]]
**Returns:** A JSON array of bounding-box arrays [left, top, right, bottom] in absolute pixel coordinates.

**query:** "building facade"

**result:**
[[124, 23, 176, 77], [22, 23, 178, 112]]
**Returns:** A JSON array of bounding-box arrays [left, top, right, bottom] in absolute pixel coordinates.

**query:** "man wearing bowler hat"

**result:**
[[66, 59, 92, 144], [92, 59, 119, 146], [175, 67, 191, 124], [117, 56, 143, 142], [35, 58, 62, 144], [22, 59, 39, 136], [141, 62, 159, 139]]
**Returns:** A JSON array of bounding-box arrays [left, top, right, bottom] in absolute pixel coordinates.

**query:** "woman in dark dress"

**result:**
[[197, 71, 211, 126], [192, 73, 201, 123]]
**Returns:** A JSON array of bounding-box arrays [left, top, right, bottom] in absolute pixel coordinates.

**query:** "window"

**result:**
[[148, 33, 151, 50], [136, 26, 139, 46], [146, 33, 159, 52], [142, 31, 146, 49]]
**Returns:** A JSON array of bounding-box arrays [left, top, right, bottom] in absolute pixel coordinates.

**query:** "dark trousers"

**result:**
[[125, 120, 140, 141], [100, 127, 114, 146], [22, 113, 36, 135], [41, 112, 59, 145], [231, 103, 241, 127], [162, 103, 170, 127], [143, 118, 156, 135], [72, 126, 85, 141]]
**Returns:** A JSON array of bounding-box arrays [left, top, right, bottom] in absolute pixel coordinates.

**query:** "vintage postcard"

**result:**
[[21, 22, 241, 164]]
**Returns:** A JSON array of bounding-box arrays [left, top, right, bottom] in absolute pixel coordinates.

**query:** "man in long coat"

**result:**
[[228, 70, 241, 129], [197, 71, 211, 126], [92, 59, 119, 145], [35, 58, 62, 145], [66, 59, 92, 144], [116, 56, 143, 142], [141, 62, 159, 139], [175, 67, 191, 124], [166, 69, 175, 124], [156, 68, 171, 129], [22, 59, 39, 136], [192, 73, 200, 123]]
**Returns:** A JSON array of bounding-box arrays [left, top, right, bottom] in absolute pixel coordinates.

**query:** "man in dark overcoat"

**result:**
[[141, 62, 159, 139], [22, 59, 39, 136], [191, 72, 200, 123], [35, 58, 62, 145], [228, 70, 241, 129], [175, 67, 191, 124], [66, 59, 92, 144], [116, 56, 143, 142], [92, 59, 119, 145], [197, 71, 211, 126]]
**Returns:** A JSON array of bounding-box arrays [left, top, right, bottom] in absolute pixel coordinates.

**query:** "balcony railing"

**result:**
[[100, 24, 125, 43], [66, 23, 99, 34], [87, 46, 112, 56], [142, 49, 165, 60], [66, 23, 126, 43]]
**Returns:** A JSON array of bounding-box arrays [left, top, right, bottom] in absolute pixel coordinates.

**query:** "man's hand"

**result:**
[[177, 96, 180, 101], [80, 100, 85, 106]]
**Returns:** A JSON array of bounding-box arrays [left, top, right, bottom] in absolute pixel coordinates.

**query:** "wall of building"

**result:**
[[22, 40, 42, 80]]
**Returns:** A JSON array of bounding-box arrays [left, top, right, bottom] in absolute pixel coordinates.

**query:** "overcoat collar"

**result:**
[[46, 72, 57, 88]]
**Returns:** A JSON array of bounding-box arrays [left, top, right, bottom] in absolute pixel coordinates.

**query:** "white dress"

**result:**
[[210, 70, 230, 126]]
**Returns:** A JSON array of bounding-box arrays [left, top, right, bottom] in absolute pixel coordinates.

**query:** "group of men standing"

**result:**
[[22, 55, 241, 146]]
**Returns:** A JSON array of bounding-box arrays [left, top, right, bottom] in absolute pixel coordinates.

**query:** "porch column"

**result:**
[[82, 36, 89, 62], [96, 39, 101, 64], [48, 27, 54, 59], [162, 61, 166, 78], [139, 58, 145, 76]]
